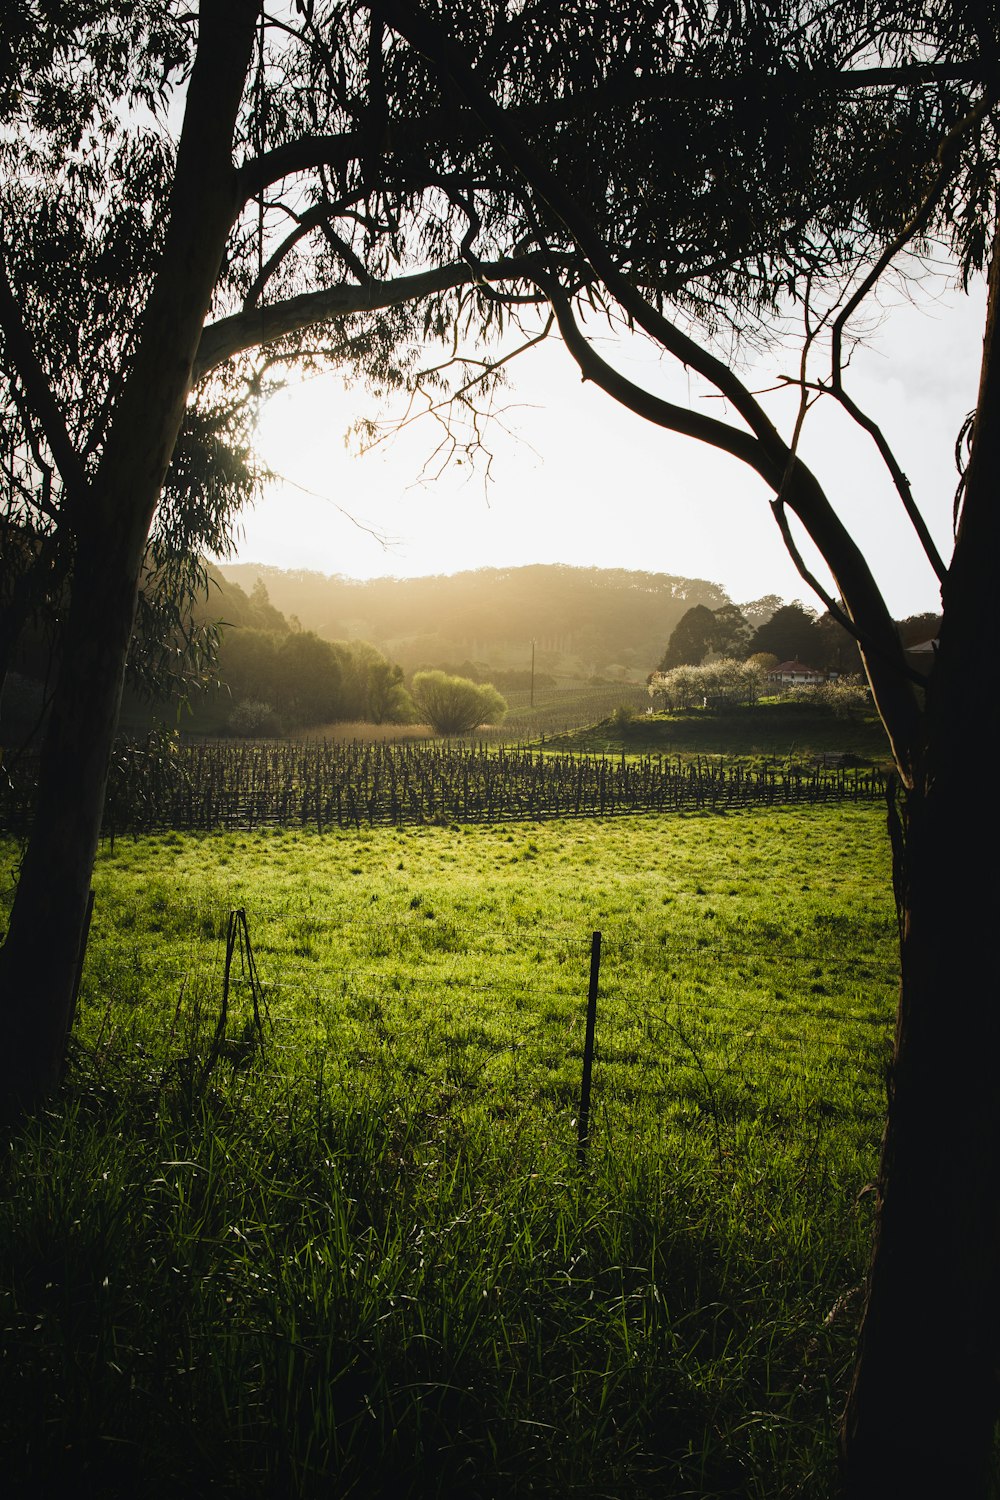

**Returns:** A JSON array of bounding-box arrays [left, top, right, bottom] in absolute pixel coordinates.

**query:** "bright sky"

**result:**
[[239, 266, 986, 620]]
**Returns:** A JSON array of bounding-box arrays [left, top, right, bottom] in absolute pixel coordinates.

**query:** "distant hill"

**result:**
[[217, 563, 735, 679]]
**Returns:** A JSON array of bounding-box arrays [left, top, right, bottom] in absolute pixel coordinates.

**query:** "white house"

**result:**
[[765, 659, 826, 687]]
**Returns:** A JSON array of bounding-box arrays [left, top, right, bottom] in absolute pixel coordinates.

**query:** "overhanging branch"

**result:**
[[536, 269, 772, 480], [0, 252, 90, 517], [237, 47, 986, 208], [825, 97, 991, 586], [195, 256, 535, 379], [386, 0, 925, 776]]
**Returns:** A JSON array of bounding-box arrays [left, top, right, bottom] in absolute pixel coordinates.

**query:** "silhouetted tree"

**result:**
[[747, 602, 823, 665], [661, 601, 753, 668], [386, 4, 1000, 1493], [0, 2, 575, 1105], [658, 603, 717, 668]]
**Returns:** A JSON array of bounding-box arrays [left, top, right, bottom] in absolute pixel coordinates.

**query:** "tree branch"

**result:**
[[536, 270, 772, 478], [358, 313, 555, 456], [5, 385, 61, 525], [385, 0, 925, 776], [237, 130, 365, 202], [825, 98, 991, 585], [0, 252, 90, 515], [583, 60, 989, 104], [243, 199, 364, 307], [237, 52, 986, 206], [194, 256, 534, 379], [383, 2, 817, 453]]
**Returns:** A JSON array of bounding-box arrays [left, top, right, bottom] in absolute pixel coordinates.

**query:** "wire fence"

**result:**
[[78, 906, 897, 1156]]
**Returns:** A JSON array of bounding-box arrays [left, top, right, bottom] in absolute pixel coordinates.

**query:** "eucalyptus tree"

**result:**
[[0, 3, 991, 1490], [377, 2, 1000, 1494], [0, 0, 905, 1119], [0, 0, 514, 1111]]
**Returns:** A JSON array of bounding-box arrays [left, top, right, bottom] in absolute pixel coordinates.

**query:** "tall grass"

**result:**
[[1, 1053, 864, 1497], [0, 808, 893, 1497]]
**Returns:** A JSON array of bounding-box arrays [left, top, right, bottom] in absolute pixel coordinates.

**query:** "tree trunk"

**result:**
[[0, 525, 140, 1110], [0, 0, 257, 1118], [841, 215, 1000, 1495], [841, 767, 1000, 1495]]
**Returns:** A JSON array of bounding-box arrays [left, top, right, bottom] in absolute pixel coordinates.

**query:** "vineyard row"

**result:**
[[0, 739, 888, 837]]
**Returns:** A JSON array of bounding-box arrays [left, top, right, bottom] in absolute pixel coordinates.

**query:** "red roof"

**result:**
[[769, 660, 821, 674]]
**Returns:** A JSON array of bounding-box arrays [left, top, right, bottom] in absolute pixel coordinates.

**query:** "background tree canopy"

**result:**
[[656, 598, 860, 674]]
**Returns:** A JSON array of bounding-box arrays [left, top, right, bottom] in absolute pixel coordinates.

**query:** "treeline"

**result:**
[[218, 631, 412, 733], [657, 600, 940, 675], [184, 569, 411, 732], [219, 562, 742, 675], [219, 561, 940, 690]]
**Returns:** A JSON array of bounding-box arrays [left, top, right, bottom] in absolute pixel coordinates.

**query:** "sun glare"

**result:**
[[234, 283, 983, 614]]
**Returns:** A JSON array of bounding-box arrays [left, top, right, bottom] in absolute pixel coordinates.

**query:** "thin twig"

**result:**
[[826, 98, 991, 583]]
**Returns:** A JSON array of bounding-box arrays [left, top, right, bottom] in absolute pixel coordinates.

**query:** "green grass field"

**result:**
[[552, 702, 892, 763], [0, 805, 896, 1498]]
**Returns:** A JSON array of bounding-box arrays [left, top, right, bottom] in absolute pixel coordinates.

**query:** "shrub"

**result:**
[[789, 676, 872, 719], [411, 671, 507, 736], [229, 699, 281, 737]]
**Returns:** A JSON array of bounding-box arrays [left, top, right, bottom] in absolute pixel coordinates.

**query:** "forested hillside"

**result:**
[[185, 568, 413, 734], [0, 566, 414, 743], [218, 563, 737, 677]]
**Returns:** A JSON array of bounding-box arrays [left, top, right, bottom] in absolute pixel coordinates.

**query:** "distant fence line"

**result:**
[[485, 682, 651, 736], [0, 738, 888, 838]]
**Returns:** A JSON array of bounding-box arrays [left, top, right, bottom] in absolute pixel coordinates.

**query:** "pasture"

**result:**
[[0, 804, 896, 1498]]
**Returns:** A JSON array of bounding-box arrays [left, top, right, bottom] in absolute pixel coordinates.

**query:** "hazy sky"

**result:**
[[239, 265, 986, 620]]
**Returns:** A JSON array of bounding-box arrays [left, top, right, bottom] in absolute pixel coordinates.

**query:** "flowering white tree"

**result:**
[[648, 658, 764, 710], [789, 676, 873, 719]]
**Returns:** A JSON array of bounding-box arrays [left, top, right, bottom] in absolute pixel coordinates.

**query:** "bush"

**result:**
[[789, 676, 872, 719], [411, 671, 507, 735], [229, 699, 282, 736]]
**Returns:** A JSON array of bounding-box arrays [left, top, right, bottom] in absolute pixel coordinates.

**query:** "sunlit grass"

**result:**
[[0, 805, 895, 1497], [552, 702, 892, 763]]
